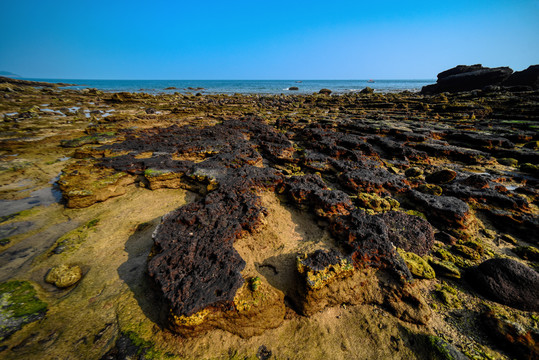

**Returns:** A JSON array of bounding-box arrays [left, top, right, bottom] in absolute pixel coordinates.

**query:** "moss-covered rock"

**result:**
[[58, 162, 134, 208], [426, 169, 457, 184], [170, 279, 285, 339], [451, 244, 481, 260], [144, 168, 184, 190], [434, 284, 461, 308], [500, 233, 518, 244], [398, 249, 436, 279], [522, 140, 539, 150], [0, 280, 47, 341], [428, 258, 461, 279], [45, 264, 83, 288], [356, 193, 400, 213]]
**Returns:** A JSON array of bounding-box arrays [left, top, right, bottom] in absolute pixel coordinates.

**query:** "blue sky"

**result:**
[[1, 0, 538, 79]]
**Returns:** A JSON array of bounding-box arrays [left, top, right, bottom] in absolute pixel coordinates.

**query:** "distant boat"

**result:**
[[367, 79, 375, 83], [295, 81, 302, 83]]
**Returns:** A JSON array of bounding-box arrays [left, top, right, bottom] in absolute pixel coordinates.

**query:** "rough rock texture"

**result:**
[[294, 250, 383, 316], [58, 163, 134, 208], [408, 191, 471, 229], [330, 210, 411, 279], [378, 211, 434, 256], [467, 258, 539, 311]]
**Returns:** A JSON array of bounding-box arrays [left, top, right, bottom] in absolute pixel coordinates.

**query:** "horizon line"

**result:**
[[19, 77, 436, 81]]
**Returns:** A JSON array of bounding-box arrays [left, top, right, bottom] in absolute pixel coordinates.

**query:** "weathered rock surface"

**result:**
[[467, 258, 539, 311]]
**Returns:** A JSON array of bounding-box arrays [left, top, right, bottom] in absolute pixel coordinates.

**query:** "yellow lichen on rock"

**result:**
[[356, 192, 400, 213], [45, 264, 83, 288], [296, 253, 355, 290], [397, 249, 436, 279], [172, 308, 210, 327]]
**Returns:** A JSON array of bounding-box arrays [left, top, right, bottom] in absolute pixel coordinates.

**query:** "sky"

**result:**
[[0, 0, 538, 79]]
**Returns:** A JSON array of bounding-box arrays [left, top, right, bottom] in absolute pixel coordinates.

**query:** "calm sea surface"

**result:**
[[22, 79, 434, 95]]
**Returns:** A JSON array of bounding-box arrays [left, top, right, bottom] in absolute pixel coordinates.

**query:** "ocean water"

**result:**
[[22, 79, 434, 95]]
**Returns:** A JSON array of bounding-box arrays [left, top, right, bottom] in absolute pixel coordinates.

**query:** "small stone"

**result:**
[[45, 264, 83, 288], [426, 169, 457, 184], [256, 345, 272, 360], [318, 88, 332, 95]]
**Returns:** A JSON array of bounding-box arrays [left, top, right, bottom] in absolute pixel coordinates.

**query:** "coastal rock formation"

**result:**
[[503, 64, 539, 88], [467, 258, 539, 311], [421, 64, 513, 93], [2, 75, 539, 358]]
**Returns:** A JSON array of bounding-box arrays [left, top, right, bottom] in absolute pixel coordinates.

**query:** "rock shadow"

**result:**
[[117, 217, 172, 330], [254, 199, 342, 310]]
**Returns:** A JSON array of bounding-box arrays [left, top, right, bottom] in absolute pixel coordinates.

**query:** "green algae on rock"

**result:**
[[0, 280, 47, 341]]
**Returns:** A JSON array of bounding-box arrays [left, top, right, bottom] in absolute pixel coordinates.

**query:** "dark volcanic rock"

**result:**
[[340, 167, 406, 194], [408, 190, 471, 229], [503, 65, 539, 88], [330, 210, 412, 279], [378, 211, 434, 256], [467, 258, 539, 311], [422, 64, 513, 94], [148, 188, 262, 316]]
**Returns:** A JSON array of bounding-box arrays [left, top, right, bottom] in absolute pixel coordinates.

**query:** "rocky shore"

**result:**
[[0, 67, 538, 359]]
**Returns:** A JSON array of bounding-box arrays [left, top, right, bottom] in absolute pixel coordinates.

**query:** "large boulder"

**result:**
[[467, 258, 539, 311], [422, 64, 513, 94], [503, 64, 539, 88]]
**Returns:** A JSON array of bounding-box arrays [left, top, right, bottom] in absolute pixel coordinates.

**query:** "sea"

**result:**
[[21, 79, 434, 95]]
